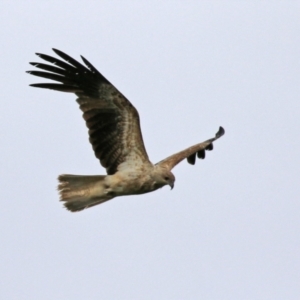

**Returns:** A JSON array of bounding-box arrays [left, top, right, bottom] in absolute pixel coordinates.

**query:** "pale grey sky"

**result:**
[[1, 1, 299, 299]]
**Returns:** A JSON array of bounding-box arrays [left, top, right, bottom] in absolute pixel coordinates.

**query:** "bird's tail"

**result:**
[[58, 174, 112, 212]]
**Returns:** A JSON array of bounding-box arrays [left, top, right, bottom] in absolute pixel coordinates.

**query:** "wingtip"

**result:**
[[80, 55, 88, 64], [29, 83, 40, 88], [216, 126, 225, 138], [52, 48, 65, 57], [52, 48, 63, 56]]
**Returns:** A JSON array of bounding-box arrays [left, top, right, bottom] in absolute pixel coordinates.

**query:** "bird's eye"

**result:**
[[164, 177, 169, 181]]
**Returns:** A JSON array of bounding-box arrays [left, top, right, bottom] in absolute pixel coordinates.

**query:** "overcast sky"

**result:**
[[1, 1, 299, 299]]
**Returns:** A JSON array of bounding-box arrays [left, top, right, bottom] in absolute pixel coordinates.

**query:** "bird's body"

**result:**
[[27, 49, 224, 212], [57, 164, 174, 211]]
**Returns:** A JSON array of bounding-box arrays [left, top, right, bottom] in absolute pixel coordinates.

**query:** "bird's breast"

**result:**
[[107, 171, 154, 196]]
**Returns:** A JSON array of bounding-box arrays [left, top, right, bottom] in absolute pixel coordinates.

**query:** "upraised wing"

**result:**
[[156, 127, 225, 170], [27, 49, 151, 174]]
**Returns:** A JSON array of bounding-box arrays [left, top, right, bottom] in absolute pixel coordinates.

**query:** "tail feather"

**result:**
[[58, 174, 113, 212]]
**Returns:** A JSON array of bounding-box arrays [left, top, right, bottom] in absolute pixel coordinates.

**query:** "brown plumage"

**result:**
[[27, 49, 225, 212]]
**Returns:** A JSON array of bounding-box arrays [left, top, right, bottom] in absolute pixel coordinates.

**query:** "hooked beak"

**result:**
[[169, 183, 174, 190]]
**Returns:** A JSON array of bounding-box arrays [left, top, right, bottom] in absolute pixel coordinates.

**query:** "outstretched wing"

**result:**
[[27, 49, 151, 175], [156, 127, 225, 170]]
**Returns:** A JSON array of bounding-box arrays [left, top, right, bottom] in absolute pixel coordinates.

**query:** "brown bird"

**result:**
[[27, 49, 225, 212]]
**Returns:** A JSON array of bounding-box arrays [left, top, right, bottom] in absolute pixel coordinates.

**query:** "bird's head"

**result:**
[[152, 166, 175, 190]]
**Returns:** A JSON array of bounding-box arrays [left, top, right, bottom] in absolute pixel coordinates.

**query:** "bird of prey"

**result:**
[[27, 49, 225, 212]]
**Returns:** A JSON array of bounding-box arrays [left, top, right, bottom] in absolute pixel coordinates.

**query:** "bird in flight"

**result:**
[[27, 49, 225, 212]]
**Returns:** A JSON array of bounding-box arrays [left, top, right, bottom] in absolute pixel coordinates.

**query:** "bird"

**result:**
[[27, 49, 225, 212]]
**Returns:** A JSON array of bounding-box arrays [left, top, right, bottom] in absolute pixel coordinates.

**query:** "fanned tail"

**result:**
[[58, 174, 113, 212]]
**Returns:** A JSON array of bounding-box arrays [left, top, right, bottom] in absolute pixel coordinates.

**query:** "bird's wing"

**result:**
[[27, 49, 151, 175], [156, 127, 225, 170]]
